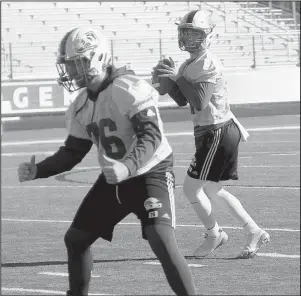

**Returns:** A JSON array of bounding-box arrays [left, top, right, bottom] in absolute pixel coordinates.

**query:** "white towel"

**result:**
[[229, 111, 249, 142]]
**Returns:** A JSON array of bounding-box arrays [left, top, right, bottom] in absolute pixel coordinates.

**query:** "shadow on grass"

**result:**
[[2, 256, 240, 268]]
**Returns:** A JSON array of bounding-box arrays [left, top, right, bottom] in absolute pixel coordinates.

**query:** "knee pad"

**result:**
[[183, 175, 209, 203]]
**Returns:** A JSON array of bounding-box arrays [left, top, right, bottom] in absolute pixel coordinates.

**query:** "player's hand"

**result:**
[[151, 64, 161, 87], [18, 155, 37, 182], [101, 154, 130, 184], [156, 57, 177, 81]]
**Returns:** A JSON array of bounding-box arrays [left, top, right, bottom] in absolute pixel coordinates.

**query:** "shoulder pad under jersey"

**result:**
[[111, 74, 158, 116], [65, 89, 88, 120], [182, 50, 224, 84]]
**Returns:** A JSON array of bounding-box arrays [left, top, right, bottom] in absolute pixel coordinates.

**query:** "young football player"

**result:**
[[152, 10, 270, 259], [18, 27, 196, 296]]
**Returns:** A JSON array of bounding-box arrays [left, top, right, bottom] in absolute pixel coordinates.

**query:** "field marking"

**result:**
[[2, 139, 63, 146], [246, 126, 300, 132], [174, 165, 300, 168], [171, 140, 300, 145], [39, 271, 100, 277], [2, 184, 300, 190], [1, 151, 299, 158], [144, 261, 207, 267], [174, 151, 300, 155], [2, 116, 21, 122], [2, 125, 300, 147], [241, 141, 299, 143], [165, 126, 300, 136], [1, 164, 300, 171], [175, 185, 300, 190], [1, 287, 115, 295], [2, 184, 299, 190], [1, 288, 66, 295], [2, 218, 299, 232], [2, 151, 55, 157], [270, 153, 299, 156], [256, 253, 300, 259], [2, 185, 92, 188]]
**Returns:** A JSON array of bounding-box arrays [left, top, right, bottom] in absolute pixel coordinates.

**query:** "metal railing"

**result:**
[[1, 32, 300, 80]]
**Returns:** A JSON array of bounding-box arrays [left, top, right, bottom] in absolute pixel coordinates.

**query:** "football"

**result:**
[[154, 58, 176, 96]]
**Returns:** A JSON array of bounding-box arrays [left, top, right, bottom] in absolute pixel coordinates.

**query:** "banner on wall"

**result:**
[[1, 78, 162, 116], [1, 80, 79, 115]]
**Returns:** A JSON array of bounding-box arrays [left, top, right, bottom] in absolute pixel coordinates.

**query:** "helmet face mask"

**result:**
[[56, 27, 111, 92], [56, 56, 90, 92], [177, 10, 215, 52], [179, 28, 208, 52]]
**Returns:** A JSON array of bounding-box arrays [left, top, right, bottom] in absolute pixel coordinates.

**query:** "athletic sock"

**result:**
[[207, 221, 220, 237], [207, 188, 260, 233], [243, 222, 261, 234]]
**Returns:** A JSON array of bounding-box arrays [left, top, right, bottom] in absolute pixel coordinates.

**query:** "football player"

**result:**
[[152, 10, 270, 259], [18, 27, 196, 295]]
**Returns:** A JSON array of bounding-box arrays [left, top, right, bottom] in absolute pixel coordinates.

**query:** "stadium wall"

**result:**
[[2, 66, 300, 118]]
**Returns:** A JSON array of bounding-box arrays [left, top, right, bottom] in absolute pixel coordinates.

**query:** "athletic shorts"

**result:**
[[71, 171, 176, 241], [187, 119, 241, 182]]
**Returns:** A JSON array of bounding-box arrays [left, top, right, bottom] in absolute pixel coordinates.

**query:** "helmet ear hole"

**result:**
[[98, 53, 103, 61]]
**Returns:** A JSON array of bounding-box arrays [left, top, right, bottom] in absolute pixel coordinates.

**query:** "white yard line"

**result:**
[[256, 253, 300, 259], [38, 271, 100, 277], [174, 165, 300, 168], [2, 151, 56, 157], [1, 184, 300, 190], [144, 252, 300, 261], [174, 151, 300, 155], [1, 287, 116, 295], [144, 262, 207, 267], [1, 218, 299, 232], [1, 151, 299, 159], [2, 125, 300, 147], [2, 184, 299, 190]]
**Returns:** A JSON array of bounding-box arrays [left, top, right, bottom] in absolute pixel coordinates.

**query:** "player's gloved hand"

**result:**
[[18, 155, 37, 182], [156, 57, 177, 81], [101, 154, 130, 184], [151, 65, 161, 88]]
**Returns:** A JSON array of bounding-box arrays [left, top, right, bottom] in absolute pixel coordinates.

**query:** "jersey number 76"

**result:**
[[86, 118, 126, 159]]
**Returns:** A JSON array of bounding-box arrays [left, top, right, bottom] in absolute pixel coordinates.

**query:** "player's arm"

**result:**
[[167, 80, 188, 107], [176, 76, 214, 111], [35, 97, 93, 179], [122, 106, 162, 176], [35, 135, 92, 179], [153, 59, 188, 107]]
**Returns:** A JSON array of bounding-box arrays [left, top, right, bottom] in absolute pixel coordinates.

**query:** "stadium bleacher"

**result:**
[[1, 1, 300, 78]]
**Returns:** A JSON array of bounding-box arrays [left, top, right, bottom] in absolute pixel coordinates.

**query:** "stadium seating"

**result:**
[[1, 1, 300, 79]]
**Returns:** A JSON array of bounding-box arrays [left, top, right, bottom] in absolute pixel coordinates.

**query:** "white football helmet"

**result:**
[[177, 10, 215, 52], [56, 27, 112, 92]]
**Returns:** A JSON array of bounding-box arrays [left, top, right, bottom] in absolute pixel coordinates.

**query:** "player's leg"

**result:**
[[204, 181, 270, 258], [183, 129, 228, 257], [130, 171, 196, 295], [145, 224, 196, 295], [64, 228, 98, 296], [204, 181, 260, 232], [202, 121, 270, 258], [65, 174, 130, 295], [183, 175, 228, 258], [183, 175, 218, 235]]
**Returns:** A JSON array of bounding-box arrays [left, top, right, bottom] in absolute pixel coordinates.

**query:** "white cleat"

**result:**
[[193, 229, 228, 258], [237, 228, 270, 259]]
